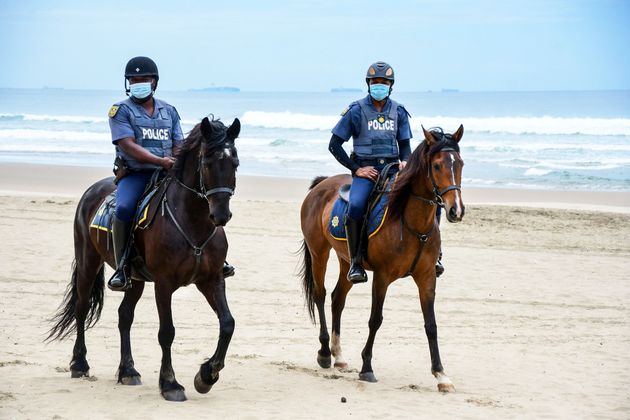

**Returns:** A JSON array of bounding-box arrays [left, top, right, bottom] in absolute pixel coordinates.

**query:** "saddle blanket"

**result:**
[[90, 188, 157, 232], [328, 187, 390, 241]]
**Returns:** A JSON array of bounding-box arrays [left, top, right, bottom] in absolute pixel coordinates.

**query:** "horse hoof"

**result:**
[[194, 372, 215, 394], [161, 389, 187, 402], [359, 372, 378, 383], [438, 383, 455, 393], [334, 361, 348, 369], [120, 376, 142, 386], [317, 353, 332, 369], [71, 370, 89, 378]]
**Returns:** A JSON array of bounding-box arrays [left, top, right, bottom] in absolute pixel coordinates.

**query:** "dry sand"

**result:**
[[0, 163, 629, 419]]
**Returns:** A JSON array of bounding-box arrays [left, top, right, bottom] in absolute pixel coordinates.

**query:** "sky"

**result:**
[[1, 0, 629, 92]]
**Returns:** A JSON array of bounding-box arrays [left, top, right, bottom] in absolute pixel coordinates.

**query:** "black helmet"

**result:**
[[365, 61, 395, 85], [125, 56, 159, 81]]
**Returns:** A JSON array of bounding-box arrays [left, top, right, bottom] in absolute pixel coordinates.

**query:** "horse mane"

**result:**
[[172, 118, 229, 179], [309, 176, 328, 190], [387, 128, 460, 221]]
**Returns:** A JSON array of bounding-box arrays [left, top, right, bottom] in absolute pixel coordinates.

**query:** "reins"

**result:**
[[161, 139, 234, 284], [398, 144, 460, 276], [161, 194, 217, 284]]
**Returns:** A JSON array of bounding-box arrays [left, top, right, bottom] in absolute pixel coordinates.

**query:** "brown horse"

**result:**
[[299, 126, 464, 391], [47, 116, 240, 401]]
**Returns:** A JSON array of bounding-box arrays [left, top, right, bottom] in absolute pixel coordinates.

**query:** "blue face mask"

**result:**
[[369, 84, 390, 101], [129, 82, 153, 99]]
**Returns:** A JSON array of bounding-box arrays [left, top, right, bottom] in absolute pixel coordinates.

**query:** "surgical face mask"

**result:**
[[369, 83, 390, 101], [129, 82, 153, 99]]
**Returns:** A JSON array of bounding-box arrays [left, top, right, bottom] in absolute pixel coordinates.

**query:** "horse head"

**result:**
[[198, 116, 240, 226], [422, 125, 465, 222]]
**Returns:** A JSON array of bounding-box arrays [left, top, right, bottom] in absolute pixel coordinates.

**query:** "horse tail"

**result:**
[[299, 240, 316, 323], [309, 176, 328, 190], [46, 260, 105, 341]]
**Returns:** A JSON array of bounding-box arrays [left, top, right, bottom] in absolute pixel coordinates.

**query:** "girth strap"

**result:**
[[163, 196, 217, 284]]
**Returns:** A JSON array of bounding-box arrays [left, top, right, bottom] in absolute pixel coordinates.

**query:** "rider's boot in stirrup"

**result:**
[[108, 216, 133, 291], [435, 249, 445, 278], [223, 261, 235, 278], [345, 216, 368, 284]]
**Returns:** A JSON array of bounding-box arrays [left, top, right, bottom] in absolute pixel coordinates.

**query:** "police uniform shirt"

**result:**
[[331, 95, 412, 144], [109, 99, 184, 145]]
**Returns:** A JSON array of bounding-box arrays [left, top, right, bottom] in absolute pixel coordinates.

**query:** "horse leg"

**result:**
[[359, 275, 389, 383], [330, 258, 352, 369], [154, 284, 186, 402], [415, 276, 454, 392], [193, 279, 235, 394], [70, 251, 103, 378], [312, 249, 332, 368], [116, 280, 145, 385]]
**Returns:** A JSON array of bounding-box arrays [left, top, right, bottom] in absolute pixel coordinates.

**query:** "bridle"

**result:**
[[162, 137, 236, 284], [175, 144, 235, 202], [410, 146, 461, 208], [401, 143, 462, 277]]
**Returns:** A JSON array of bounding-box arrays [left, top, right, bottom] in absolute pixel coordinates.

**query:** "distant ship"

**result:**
[[331, 87, 362, 93], [189, 86, 240, 93]]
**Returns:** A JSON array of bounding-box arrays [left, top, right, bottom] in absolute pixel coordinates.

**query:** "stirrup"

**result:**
[[108, 267, 132, 291], [223, 262, 235, 278], [435, 260, 445, 278]]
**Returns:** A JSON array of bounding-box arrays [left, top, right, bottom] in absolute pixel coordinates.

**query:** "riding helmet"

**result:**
[[125, 56, 159, 81], [365, 61, 395, 85]]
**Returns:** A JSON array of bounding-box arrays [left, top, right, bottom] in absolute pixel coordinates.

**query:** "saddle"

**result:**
[[329, 163, 399, 244], [90, 169, 170, 282]]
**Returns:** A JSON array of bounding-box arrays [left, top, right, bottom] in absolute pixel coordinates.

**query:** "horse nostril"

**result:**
[[449, 206, 458, 219]]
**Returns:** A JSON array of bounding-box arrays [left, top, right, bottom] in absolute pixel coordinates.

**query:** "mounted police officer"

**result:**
[[329, 61, 413, 284], [107, 56, 235, 291]]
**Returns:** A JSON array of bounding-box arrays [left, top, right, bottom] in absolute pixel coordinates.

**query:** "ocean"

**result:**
[[1, 88, 629, 191]]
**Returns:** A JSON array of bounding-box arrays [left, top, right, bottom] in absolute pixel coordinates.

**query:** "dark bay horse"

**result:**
[[300, 126, 464, 391], [47, 116, 240, 402]]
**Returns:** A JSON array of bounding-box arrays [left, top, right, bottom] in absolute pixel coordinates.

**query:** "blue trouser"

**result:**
[[348, 162, 391, 221], [347, 176, 375, 221], [115, 171, 153, 222]]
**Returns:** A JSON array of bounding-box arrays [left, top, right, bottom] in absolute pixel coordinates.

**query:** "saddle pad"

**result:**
[[328, 191, 389, 241], [89, 188, 158, 232]]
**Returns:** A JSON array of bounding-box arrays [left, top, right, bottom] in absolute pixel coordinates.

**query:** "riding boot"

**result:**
[[345, 217, 368, 284], [108, 216, 133, 291], [435, 249, 445, 278], [223, 261, 235, 278]]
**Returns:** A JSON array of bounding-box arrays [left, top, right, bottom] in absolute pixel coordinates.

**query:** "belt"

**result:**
[[355, 157, 399, 167]]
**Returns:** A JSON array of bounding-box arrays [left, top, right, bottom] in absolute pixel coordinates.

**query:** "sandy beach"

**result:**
[[1, 163, 629, 419]]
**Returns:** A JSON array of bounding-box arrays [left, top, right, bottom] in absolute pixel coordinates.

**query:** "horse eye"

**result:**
[[433, 163, 441, 171]]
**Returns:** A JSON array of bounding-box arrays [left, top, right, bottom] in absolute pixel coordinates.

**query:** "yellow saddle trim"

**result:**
[[328, 206, 389, 241]]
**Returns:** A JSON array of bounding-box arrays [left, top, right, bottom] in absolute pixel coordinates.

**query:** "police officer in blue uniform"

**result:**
[[107, 56, 234, 291], [329, 61, 412, 284]]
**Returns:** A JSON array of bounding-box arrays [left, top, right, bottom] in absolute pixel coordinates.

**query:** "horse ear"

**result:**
[[422, 125, 436, 144], [227, 118, 241, 140], [452, 124, 464, 143], [200, 116, 212, 139]]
